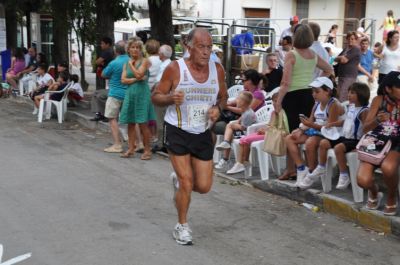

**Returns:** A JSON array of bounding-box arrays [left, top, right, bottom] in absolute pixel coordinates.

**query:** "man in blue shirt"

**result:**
[[357, 38, 375, 87], [101, 40, 130, 153]]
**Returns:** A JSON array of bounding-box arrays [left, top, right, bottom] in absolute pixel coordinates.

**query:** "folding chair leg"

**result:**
[[57, 104, 63, 123], [38, 99, 44, 123], [347, 153, 363, 203], [323, 154, 336, 193]]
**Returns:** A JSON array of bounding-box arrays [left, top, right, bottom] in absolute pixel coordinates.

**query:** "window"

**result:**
[[296, 0, 309, 20]]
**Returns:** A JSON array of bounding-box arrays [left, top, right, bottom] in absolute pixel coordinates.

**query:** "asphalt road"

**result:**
[[0, 99, 399, 265]]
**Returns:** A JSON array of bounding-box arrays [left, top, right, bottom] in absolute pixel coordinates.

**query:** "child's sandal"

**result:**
[[383, 204, 398, 216], [366, 192, 383, 210]]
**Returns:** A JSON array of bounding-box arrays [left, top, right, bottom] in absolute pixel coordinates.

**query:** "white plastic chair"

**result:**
[[264, 86, 280, 101], [38, 81, 74, 124], [227, 85, 244, 103], [231, 105, 274, 160], [19, 73, 37, 96], [322, 150, 364, 202]]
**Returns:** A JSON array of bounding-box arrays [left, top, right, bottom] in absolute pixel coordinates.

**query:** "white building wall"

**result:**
[[308, 0, 346, 45], [366, 0, 400, 44]]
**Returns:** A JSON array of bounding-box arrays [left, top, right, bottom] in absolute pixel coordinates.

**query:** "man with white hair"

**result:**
[[156, 44, 173, 82], [152, 28, 227, 245], [153, 44, 173, 152]]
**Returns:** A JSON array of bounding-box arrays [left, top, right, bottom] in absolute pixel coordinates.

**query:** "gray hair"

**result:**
[[187, 28, 212, 47], [115, 40, 126, 55], [159, 44, 172, 59]]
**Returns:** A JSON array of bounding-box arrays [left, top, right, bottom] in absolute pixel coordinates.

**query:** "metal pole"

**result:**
[[370, 19, 376, 49], [226, 21, 233, 86]]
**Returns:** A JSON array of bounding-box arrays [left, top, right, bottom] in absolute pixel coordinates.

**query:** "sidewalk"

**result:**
[[8, 87, 400, 239]]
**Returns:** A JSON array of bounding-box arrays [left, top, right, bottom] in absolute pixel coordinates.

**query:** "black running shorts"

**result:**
[[164, 122, 214, 161]]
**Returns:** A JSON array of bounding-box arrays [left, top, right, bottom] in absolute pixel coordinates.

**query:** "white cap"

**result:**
[[321, 126, 340, 140], [357, 27, 365, 33], [309, 76, 334, 90]]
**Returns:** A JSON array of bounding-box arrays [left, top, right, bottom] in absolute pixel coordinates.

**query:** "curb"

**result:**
[[215, 172, 400, 238]]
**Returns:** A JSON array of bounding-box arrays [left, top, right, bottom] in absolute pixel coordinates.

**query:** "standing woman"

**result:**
[[275, 24, 333, 180], [120, 39, 155, 160], [335, 31, 361, 102], [325, 24, 338, 45], [379, 10, 395, 42], [375, 30, 400, 84]]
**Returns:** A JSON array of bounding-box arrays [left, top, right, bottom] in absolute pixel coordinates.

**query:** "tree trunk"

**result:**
[[95, 0, 114, 90], [51, 0, 69, 68], [148, 0, 175, 53], [5, 2, 17, 50]]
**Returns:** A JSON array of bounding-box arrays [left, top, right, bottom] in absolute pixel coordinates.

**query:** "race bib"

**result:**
[[187, 104, 209, 128]]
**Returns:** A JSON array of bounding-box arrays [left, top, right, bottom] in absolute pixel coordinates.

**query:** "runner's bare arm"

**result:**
[[207, 63, 227, 122], [152, 61, 179, 107], [215, 63, 227, 110]]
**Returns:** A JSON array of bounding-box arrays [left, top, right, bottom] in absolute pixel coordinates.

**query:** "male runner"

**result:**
[[152, 28, 227, 245]]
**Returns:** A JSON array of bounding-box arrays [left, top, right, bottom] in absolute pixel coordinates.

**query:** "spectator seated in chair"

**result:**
[[33, 71, 70, 111], [67, 74, 84, 106], [30, 64, 54, 114], [5, 47, 26, 93]]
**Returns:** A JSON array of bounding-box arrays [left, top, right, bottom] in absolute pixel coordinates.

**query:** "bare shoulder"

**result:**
[[163, 60, 180, 79]]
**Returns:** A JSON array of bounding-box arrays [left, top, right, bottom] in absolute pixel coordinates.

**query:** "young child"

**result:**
[[357, 71, 400, 216], [215, 91, 256, 158], [31, 64, 54, 114], [68, 74, 84, 104], [34, 71, 70, 109], [226, 92, 288, 174], [285, 77, 345, 186], [299, 82, 370, 189]]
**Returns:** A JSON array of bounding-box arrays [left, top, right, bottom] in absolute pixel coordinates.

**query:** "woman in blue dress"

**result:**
[[120, 38, 155, 160]]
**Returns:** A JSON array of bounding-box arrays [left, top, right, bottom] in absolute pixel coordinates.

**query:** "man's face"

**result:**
[[282, 40, 291, 51], [100, 41, 109, 50], [28, 48, 35, 57], [360, 41, 369, 51], [188, 31, 212, 67], [266, 55, 278, 69]]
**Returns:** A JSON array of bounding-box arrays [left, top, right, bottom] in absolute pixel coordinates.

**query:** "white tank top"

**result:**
[[379, 45, 400, 74], [313, 98, 336, 126], [342, 105, 368, 139], [164, 58, 220, 134]]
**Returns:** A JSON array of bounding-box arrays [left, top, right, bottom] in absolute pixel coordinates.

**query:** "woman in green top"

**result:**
[[275, 23, 333, 180], [120, 38, 155, 160]]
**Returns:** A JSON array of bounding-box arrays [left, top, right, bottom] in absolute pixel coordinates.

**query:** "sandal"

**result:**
[[120, 151, 135, 158], [366, 191, 383, 210], [140, 152, 152, 160], [278, 170, 297, 181], [383, 204, 398, 216]]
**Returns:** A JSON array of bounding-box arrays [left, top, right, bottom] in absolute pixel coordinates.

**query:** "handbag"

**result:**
[[356, 131, 392, 166], [263, 111, 289, 156]]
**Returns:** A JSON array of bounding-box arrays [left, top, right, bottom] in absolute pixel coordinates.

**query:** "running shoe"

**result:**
[[32, 108, 38, 115], [216, 141, 231, 151], [336, 174, 351, 190], [215, 158, 228, 169], [227, 162, 245, 174], [173, 223, 193, 245]]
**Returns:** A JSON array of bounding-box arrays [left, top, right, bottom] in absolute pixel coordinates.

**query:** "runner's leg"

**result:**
[[169, 153, 194, 224], [191, 157, 213, 194]]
